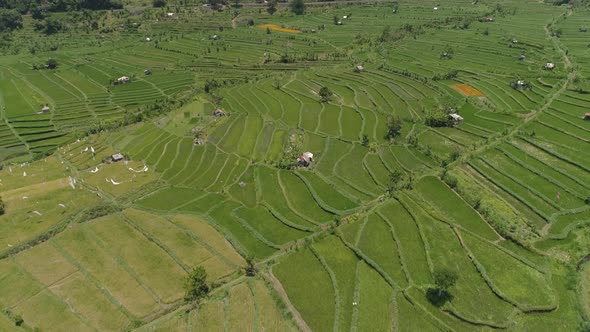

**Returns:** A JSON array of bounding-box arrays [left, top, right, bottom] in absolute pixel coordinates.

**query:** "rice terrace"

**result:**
[[1, 0, 590, 330]]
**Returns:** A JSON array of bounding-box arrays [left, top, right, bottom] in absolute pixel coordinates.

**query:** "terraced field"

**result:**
[[1, 0, 590, 331]]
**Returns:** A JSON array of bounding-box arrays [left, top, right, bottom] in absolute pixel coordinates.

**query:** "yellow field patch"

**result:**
[[258, 24, 301, 34], [451, 84, 484, 97]]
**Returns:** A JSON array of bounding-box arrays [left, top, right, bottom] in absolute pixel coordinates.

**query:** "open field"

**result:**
[[0, 0, 590, 330]]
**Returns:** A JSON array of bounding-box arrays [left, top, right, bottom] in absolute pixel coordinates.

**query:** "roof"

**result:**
[[449, 113, 463, 121], [118, 76, 129, 81], [585, 113, 590, 117], [112, 153, 124, 160], [41, 106, 50, 110]]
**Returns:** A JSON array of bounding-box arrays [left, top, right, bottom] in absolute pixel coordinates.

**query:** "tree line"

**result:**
[[0, 0, 123, 14]]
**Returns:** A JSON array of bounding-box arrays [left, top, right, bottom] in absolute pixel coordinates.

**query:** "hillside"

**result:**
[[1, 0, 590, 331]]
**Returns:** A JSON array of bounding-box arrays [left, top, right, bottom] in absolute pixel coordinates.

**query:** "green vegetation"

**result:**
[[184, 266, 210, 303], [0, 0, 589, 330]]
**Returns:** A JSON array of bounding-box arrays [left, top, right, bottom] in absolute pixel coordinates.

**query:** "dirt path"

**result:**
[[265, 271, 312, 332]]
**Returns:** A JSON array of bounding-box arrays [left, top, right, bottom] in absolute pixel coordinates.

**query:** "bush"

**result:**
[[152, 0, 167, 7], [0, 196, 4, 215]]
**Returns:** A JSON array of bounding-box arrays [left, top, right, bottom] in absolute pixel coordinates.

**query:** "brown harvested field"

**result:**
[[451, 84, 484, 97]]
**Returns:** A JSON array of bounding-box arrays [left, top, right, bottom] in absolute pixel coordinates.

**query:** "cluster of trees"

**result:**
[[0, 0, 123, 14], [0, 196, 4, 215], [184, 266, 209, 303], [0, 9, 23, 33], [32, 59, 59, 70]]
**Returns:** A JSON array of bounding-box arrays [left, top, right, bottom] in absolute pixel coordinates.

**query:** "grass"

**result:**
[[414, 176, 499, 241], [313, 236, 359, 331], [87, 215, 187, 303], [53, 226, 161, 318], [356, 262, 394, 332], [227, 282, 255, 331], [273, 248, 335, 332], [402, 194, 515, 325], [357, 213, 408, 288], [462, 231, 555, 309]]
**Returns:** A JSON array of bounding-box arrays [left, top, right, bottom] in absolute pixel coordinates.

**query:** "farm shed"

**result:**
[[518, 54, 526, 61], [116, 76, 130, 84], [40, 105, 50, 113], [213, 109, 226, 117], [544, 62, 555, 70], [297, 152, 314, 167], [355, 65, 365, 73], [144, 70, 152, 75], [112, 153, 124, 162], [584, 113, 590, 121], [449, 113, 463, 125]]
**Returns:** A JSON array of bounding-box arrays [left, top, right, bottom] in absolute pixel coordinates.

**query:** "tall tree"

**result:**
[[184, 266, 209, 303], [267, 0, 278, 15], [290, 0, 305, 15], [0, 9, 22, 32]]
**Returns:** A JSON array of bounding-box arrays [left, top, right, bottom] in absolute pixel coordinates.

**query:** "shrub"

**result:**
[[0, 196, 4, 215], [152, 0, 167, 7]]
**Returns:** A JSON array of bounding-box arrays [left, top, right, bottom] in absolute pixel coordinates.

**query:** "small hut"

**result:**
[[583, 113, 590, 121], [112, 153, 124, 162], [213, 109, 226, 117], [115, 76, 130, 85], [544, 62, 555, 70], [354, 65, 365, 73], [518, 54, 526, 61], [449, 113, 463, 125], [144, 69, 152, 75], [41, 105, 50, 113], [297, 152, 314, 167]]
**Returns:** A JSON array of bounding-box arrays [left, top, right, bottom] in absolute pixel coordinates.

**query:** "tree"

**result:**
[[386, 169, 411, 195], [245, 254, 256, 276], [434, 269, 458, 291], [361, 134, 369, 147], [267, 0, 278, 15], [152, 0, 167, 7], [0, 196, 4, 215], [42, 16, 64, 34], [184, 266, 209, 303], [31, 6, 46, 20], [290, 0, 305, 15], [47, 58, 58, 69], [385, 116, 402, 140], [426, 268, 458, 307], [0, 9, 23, 32], [319, 86, 332, 102]]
